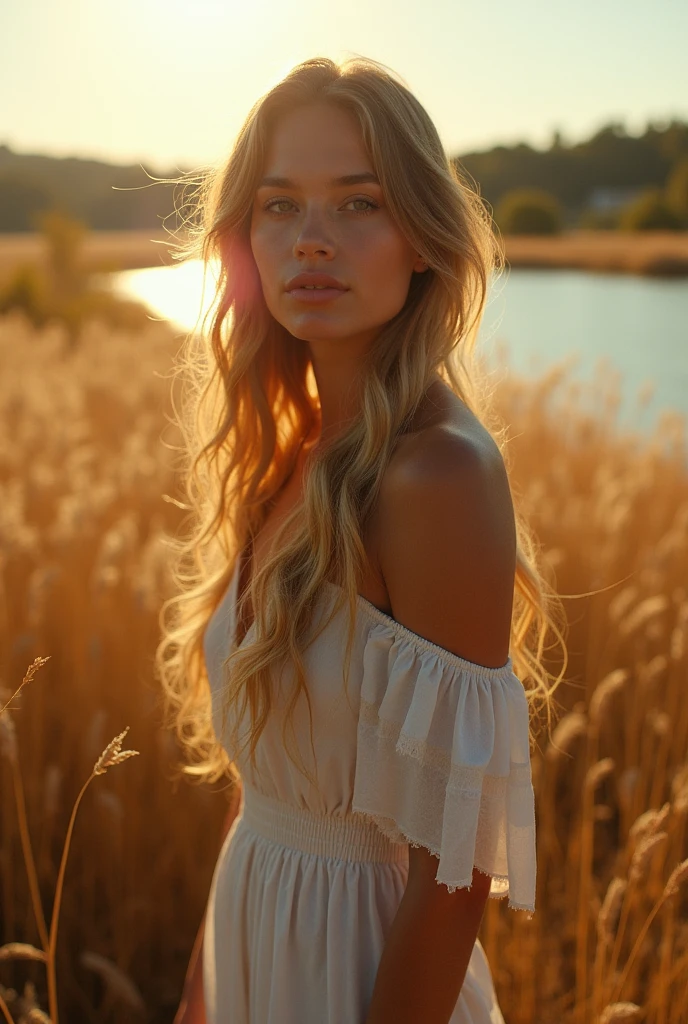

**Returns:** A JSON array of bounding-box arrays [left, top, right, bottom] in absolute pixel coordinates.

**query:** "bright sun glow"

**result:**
[[113, 259, 223, 333]]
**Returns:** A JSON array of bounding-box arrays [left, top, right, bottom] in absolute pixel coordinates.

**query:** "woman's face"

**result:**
[[250, 101, 426, 348]]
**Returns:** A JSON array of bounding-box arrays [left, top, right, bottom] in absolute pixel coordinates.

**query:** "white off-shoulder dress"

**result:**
[[202, 562, 536, 1024]]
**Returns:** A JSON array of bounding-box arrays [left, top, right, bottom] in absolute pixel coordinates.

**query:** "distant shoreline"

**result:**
[[502, 230, 688, 278], [1, 228, 688, 280]]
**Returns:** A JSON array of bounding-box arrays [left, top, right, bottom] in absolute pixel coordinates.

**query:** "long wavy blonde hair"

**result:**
[[154, 54, 570, 789]]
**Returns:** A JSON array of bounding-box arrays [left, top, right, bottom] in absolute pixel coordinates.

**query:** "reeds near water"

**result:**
[[0, 310, 686, 1022]]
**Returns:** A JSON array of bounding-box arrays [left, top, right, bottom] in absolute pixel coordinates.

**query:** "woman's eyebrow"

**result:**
[[257, 172, 380, 189]]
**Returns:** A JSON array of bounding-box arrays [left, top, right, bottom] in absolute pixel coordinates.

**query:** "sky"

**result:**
[[1, 0, 686, 172]]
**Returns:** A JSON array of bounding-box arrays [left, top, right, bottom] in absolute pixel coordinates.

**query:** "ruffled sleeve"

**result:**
[[352, 620, 536, 916]]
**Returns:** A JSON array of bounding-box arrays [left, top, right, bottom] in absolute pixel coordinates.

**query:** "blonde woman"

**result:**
[[159, 54, 566, 1024]]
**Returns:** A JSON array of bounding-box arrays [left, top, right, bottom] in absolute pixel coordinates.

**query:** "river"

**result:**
[[111, 261, 688, 443]]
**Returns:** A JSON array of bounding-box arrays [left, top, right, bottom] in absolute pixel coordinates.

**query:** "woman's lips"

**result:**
[[286, 287, 348, 304]]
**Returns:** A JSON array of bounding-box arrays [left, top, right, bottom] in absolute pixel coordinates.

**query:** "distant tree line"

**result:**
[[1, 117, 688, 235], [457, 119, 688, 223], [0, 145, 187, 233]]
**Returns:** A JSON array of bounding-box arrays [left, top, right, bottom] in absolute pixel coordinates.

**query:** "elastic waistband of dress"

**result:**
[[239, 785, 408, 865]]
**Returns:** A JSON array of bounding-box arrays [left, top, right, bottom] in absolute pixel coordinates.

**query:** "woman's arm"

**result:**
[[365, 852, 492, 1024], [173, 912, 206, 1024], [174, 783, 242, 1024], [365, 427, 517, 1021]]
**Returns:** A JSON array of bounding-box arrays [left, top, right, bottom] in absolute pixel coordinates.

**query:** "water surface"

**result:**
[[112, 262, 688, 441]]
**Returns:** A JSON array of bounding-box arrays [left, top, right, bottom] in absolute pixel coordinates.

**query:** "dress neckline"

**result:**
[[230, 545, 513, 679]]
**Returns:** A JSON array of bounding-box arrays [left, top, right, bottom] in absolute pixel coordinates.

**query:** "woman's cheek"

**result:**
[[250, 241, 280, 299]]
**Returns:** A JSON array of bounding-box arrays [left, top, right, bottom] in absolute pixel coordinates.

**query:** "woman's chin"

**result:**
[[285, 321, 353, 343]]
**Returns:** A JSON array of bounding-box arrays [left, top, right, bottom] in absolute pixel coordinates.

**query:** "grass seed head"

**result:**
[[585, 757, 615, 791], [589, 669, 628, 727], [80, 950, 146, 1013], [599, 1003, 642, 1023], [629, 831, 669, 884], [597, 877, 627, 943], [663, 858, 688, 899], [0, 943, 47, 963], [21, 655, 51, 686], [26, 1009, 53, 1023], [671, 765, 688, 815], [629, 802, 671, 844], [93, 726, 139, 776], [618, 594, 670, 638], [545, 710, 588, 763], [0, 656, 51, 715]]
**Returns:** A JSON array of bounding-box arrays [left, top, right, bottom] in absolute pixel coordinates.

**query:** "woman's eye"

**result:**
[[345, 198, 379, 214], [263, 196, 379, 216], [264, 198, 295, 214]]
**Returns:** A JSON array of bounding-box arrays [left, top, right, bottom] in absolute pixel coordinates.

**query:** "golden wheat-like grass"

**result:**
[[0, 310, 687, 1023], [1, 655, 140, 1024], [599, 1003, 643, 1024]]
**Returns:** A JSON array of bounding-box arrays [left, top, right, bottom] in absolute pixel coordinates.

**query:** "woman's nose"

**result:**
[[293, 205, 335, 259]]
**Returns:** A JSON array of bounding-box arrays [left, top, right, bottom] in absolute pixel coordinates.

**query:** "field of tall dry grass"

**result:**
[[0, 309, 686, 1023]]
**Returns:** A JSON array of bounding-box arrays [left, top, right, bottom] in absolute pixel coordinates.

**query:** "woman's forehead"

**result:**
[[261, 104, 371, 181]]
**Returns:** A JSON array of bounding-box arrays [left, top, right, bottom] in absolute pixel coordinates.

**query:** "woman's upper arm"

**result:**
[[377, 426, 517, 670], [407, 844, 492, 908], [221, 780, 242, 840], [353, 425, 536, 914]]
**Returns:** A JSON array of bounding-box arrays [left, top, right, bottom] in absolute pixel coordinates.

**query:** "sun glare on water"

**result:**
[[113, 259, 223, 333]]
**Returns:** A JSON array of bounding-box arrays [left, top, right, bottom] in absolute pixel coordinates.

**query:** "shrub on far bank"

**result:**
[[494, 188, 563, 235], [618, 188, 685, 231], [0, 208, 152, 343], [665, 156, 688, 226]]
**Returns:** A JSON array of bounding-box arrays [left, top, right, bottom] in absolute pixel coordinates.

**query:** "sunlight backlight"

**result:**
[[113, 259, 222, 333]]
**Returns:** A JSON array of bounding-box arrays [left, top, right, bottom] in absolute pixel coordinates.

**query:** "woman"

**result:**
[[157, 55, 567, 1024]]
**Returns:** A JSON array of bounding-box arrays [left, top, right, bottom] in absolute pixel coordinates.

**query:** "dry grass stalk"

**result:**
[[545, 710, 587, 762], [599, 1002, 642, 1023], [589, 669, 629, 728], [80, 951, 146, 1013], [604, 830, 671, 994], [628, 831, 669, 885], [577, 755, 616, 1020], [662, 858, 688, 899], [25, 1010, 52, 1024], [44, 728, 139, 1023], [597, 879, 628, 945], [0, 663, 140, 1024], [0, 944, 46, 963], [585, 757, 615, 791], [0, 992, 14, 1024], [0, 982, 48, 1024], [2, 314, 688, 1020], [671, 765, 688, 815], [0, 657, 51, 716], [656, 867, 682, 1024], [608, 851, 688, 1006], [618, 595, 670, 638], [607, 587, 639, 624], [0, 669, 51, 954], [593, 877, 629, 1018], [628, 803, 671, 844], [93, 726, 138, 776]]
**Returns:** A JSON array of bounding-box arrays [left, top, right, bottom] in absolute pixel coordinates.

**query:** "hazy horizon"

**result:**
[[1, 112, 685, 175], [1, 0, 686, 171]]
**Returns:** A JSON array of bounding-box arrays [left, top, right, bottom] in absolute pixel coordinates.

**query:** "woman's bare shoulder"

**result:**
[[376, 386, 516, 667], [388, 379, 501, 484]]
